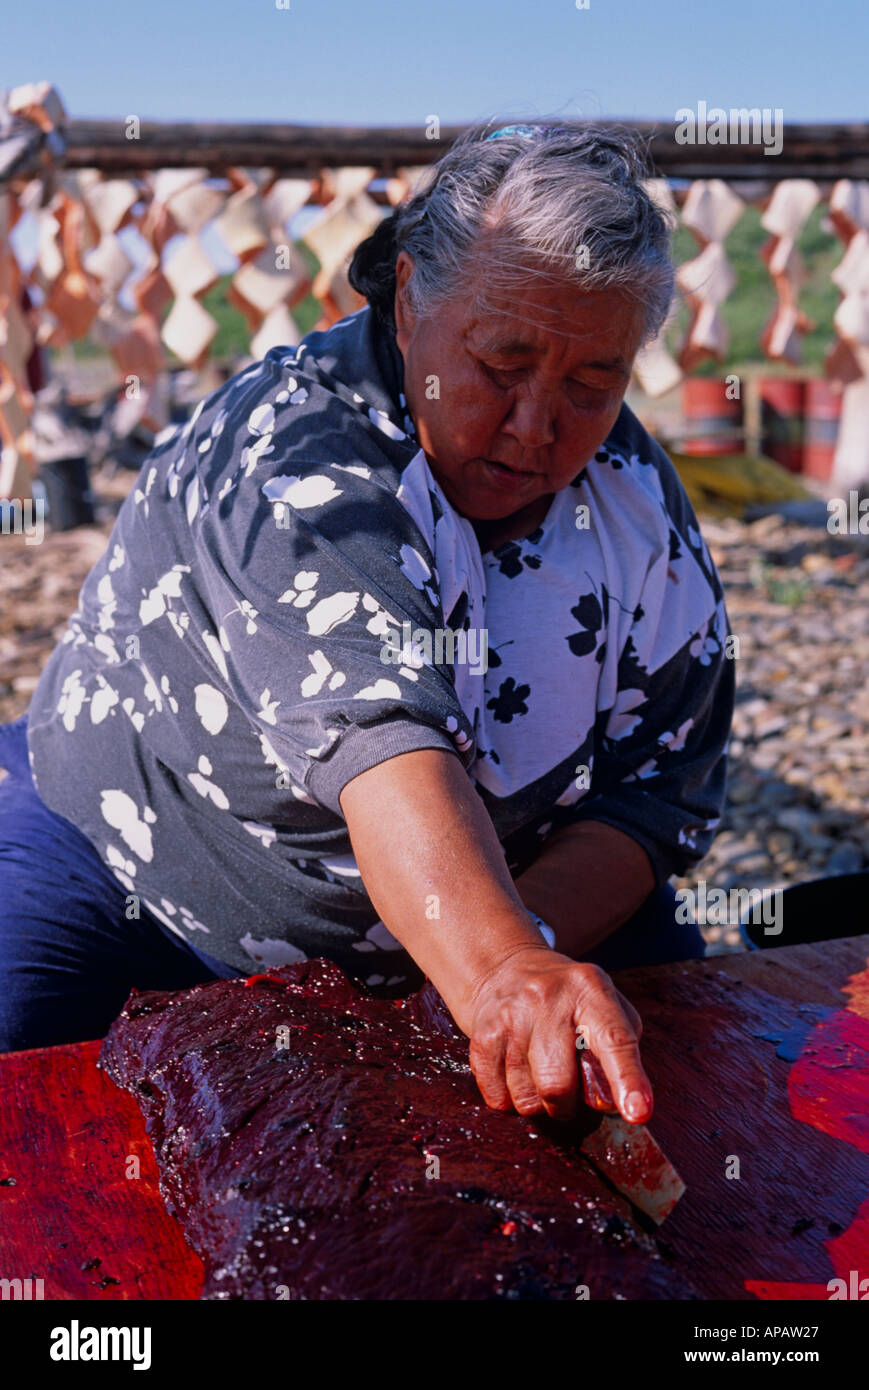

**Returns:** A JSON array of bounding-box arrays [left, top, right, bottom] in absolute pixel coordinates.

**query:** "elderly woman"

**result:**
[[0, 121, 732, 1128]]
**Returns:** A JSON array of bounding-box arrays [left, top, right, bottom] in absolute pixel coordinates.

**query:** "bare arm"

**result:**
[[514, 820, 656, 957], [339, 748, 653, 1125]]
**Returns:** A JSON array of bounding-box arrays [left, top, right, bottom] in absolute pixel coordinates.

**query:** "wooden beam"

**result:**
[[4, 119, 868, 183]]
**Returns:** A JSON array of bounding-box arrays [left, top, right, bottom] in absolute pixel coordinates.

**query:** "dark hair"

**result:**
[[348, 211, 402, 329]]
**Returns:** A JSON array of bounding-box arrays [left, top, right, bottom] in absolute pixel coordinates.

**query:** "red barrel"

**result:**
[[681, 379, 745, 456], [760, 378, 805, 473], [803, 379, 842, 480]]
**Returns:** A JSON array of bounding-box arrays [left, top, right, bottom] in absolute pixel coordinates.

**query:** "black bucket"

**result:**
[[39, 456, 96, 530], [739, 872, 869, 950]]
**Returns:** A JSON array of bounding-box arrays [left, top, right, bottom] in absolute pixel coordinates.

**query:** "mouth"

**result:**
[[480, 458, 541, 490]]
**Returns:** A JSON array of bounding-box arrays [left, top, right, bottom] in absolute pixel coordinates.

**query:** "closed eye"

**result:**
[[479, 360, 526, 387], [478, 358, 614, 398], [478, 362, 606, 400], [566, 380, 613, 407]]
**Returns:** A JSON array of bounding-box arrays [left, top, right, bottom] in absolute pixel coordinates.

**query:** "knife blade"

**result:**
[[580, 1113, 686, 1225], [577, 1049, 686, 1224]]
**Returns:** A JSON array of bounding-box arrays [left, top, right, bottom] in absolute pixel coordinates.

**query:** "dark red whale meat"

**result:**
[[98, 959, 691, 1299]]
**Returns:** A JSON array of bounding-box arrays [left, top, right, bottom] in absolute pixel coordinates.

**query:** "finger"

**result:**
[[574, 990, 652, 1124], [469, 1031, 513, 1111], [527, 1020, 579, 1121], [614, 989, 643, 1041], [504, 1039, 543, 1116], [593, 1017, 651, 1124]]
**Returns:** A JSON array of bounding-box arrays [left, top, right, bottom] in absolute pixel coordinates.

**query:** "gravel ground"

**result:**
[[673, 511, 868, 952], [1, 470, 866, 956]]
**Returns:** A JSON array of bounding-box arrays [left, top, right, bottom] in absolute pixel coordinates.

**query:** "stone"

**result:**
[[767, 831, 795, 856], [826, 845, 865, 876], [754, 715, 789, 740], [777, 807, 821, 836], [728, 780, 758, 805]]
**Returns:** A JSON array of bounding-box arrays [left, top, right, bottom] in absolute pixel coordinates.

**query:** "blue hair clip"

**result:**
[[485, 123, 565, 142], [485, 124, 541, 141]]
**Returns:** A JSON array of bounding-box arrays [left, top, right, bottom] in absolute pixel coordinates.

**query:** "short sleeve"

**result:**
[[194, 453, 476, 816]]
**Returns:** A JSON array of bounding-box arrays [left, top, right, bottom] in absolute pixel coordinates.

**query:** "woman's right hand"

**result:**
[[340, 749, 653, 1128], [466, 945, 652, 1125]]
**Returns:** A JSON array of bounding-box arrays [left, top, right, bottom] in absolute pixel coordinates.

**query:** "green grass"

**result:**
[[749, 556, 811, 607], [666, 204, 840, 375], [198, 242, 323, 361]]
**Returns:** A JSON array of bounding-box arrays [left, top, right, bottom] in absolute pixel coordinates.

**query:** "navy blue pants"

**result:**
[[0, 714, 703, 1052]]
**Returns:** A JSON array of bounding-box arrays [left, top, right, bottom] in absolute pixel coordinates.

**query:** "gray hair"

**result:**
[[348, 119, 675, 345]]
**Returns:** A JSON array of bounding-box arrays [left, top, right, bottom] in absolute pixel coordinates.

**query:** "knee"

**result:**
[[0, 902, 118, 1052]]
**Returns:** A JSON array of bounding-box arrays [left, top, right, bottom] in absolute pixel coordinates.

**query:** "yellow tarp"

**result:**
[[670, 451, 811, 518]]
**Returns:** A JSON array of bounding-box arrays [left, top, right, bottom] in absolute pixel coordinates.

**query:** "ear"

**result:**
[[393, 251, 416, 351]]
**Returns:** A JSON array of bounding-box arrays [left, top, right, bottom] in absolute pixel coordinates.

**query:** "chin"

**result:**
[[450, 490, 525, 522]]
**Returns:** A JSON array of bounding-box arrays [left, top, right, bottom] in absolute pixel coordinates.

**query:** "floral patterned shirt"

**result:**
[[26, 306, 734, 986]]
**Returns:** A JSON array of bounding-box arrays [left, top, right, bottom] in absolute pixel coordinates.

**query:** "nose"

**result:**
[[502, 383, 556, 451]]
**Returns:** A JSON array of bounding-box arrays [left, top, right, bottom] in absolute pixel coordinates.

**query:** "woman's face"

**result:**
[[394, 249, 646, 522]]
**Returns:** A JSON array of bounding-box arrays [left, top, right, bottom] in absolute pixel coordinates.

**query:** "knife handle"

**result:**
[[580, 1049, 617, 1112]]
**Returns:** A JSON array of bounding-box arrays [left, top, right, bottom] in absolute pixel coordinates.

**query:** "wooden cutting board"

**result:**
[[1, 936, 867, 1301], [0, 1036, 204, 1299]]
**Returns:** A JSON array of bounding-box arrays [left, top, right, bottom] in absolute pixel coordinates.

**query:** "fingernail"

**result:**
[[624, 1091, 650, 1121]]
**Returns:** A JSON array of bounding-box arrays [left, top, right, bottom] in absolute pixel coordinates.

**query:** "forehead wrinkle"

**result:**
[[467, 289, 624, 341], [472, 324, 631, 379]]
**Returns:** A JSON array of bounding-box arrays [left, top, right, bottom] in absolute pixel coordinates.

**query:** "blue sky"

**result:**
[[3, 0, 867, 124]]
